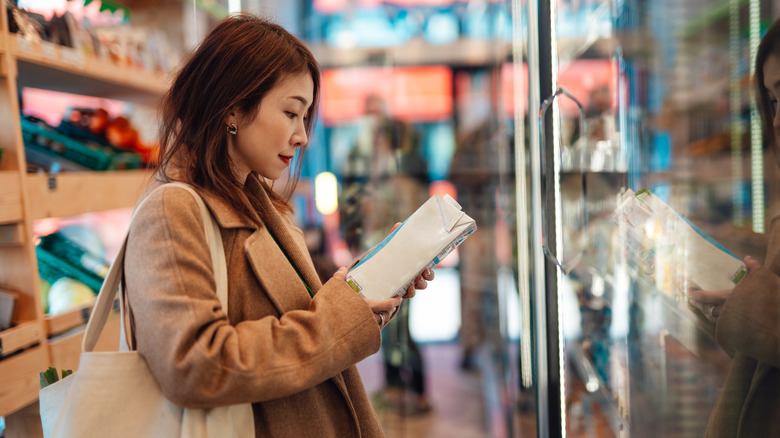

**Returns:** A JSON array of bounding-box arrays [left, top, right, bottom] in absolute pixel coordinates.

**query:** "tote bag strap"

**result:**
[[82, 183, 227, 353]]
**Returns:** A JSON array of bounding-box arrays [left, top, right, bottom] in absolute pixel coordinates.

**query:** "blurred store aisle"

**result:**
[[358, 342, 490, 438]]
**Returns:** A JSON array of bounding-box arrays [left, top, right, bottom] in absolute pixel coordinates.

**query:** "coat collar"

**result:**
[[200, 175, 325, 313]]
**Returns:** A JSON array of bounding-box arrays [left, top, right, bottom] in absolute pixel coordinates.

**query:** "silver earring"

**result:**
[[226, 123, 238, 135]]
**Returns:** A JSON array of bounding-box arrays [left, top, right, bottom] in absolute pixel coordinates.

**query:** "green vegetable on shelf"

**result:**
[[40, 367, 73, 389]]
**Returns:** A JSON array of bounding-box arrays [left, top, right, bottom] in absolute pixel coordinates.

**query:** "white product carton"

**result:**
[[346, 194, 477, 300], [617, 188, 747, 293]]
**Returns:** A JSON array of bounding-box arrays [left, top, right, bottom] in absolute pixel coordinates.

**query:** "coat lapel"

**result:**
[[245, 228, 313, 314], [202, 177, 355, 419], [243, 176, 324, 314]]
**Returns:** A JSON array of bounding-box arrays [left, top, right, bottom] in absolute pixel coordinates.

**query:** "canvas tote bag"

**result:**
[[39, 183, 255, 437]]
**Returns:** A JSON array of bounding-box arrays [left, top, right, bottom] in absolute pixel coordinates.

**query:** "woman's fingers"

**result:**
[[366, 297, 402, 314], [688, 287, 731, 305], [745, 255, 761, 272], [401, 269, 435, 298], [333, 266, 348, 282], [366, 296, 402, 328]]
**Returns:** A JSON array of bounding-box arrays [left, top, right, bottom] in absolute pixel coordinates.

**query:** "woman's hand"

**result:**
[[366, 297, 403, 328], [333, 266, 401, 328], [333, 219, 438, 328], [688, 255, 761, 322], [403, 268, 435, 299], [334, 265, 434, 328], [688, 287, 731, 322]]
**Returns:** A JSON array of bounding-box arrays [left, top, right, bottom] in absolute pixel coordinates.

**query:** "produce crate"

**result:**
[[38, 233, 109, 279], [36, 247, 104, 294], [21, 116, 142, 171], [23, 140, 91, 172]]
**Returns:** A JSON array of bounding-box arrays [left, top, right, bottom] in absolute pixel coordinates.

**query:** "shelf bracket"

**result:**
[[47, 163, 61, 191]]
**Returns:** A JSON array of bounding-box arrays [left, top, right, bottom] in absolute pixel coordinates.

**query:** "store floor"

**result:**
[[357, 342, 490, 438], [358, 343, 536, 438]]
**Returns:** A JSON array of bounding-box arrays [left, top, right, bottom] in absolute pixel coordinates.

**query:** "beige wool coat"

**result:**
[[705, 215, 780, 437], [123, 175, 385, 437]]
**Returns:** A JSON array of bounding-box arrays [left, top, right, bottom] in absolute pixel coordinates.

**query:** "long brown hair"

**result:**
[[156, 13, 321, 219], [755, 18, 780, 156]]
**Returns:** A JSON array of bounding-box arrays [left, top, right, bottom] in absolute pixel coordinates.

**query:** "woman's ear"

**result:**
[[224, 110, 237, 127]]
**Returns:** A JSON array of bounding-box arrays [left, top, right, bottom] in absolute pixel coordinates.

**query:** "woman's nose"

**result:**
[[292, 124, 308, 148]]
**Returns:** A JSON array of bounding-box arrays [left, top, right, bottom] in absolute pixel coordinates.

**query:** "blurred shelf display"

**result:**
[[26, 170, 151, 220], [0, 171, 23, 224], [11, 35, 168, 105], [0, 2, 164, 424], [310, 38, 511, 68]]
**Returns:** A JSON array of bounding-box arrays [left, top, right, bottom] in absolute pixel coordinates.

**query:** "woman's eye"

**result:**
[[286, 111, 298, 119], [772, 100, 778, 115]]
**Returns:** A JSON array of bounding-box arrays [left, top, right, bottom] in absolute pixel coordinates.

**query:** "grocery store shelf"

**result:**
[[26, 170, 152, 220], [0, 346, 47, 417], [0, 320, 42, 358], [48, 314, 121, 373], [0, 171, 22, 224], [310, 37, 512, 68], [10, 34, 168, 105], [44, 301, 96, 337]]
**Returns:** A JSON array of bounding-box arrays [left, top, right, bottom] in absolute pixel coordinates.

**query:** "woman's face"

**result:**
[[227, 72, 314, 182], [763, 52, 780, 148]]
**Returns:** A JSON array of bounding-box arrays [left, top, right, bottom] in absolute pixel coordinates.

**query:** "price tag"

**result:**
[[16, 34, 32, 53], [41, 42, 58, 60], [61, 48, 85, 68]]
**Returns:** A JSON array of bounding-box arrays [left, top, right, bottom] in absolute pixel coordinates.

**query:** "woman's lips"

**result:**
[[279, 155, 293, 166]]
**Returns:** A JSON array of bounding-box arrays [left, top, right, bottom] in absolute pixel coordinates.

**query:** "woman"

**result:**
[[689, 17, 780, 438], [123, 14, 433, 437]]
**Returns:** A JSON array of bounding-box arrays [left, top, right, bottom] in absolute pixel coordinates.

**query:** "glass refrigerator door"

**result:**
[[527, 0, 779, 437]]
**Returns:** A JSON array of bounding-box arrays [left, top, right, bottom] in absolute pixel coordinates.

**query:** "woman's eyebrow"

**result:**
[[289, 96, 309, 106]]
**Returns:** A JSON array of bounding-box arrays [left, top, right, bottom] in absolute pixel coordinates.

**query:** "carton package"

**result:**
[[346, 194, 476, 300], [617, 188, 747, 294]]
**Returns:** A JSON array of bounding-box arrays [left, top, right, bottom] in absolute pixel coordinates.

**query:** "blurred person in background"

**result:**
[[340, 93, 433, 415], [449, 118, 501, 371]]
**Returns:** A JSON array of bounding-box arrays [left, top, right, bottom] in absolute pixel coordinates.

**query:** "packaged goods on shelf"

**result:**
[[38, 232, 109, 280], [36, 246, 103, 295], [64, 108, 159, 165], [35, 229, 108, 299], [21, 116, 142, 171], [9, 4, 182, 76]]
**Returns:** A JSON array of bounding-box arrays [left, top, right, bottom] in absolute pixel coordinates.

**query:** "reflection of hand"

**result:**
[[689, 288, 731, 322], [688, 255, 761, 322]]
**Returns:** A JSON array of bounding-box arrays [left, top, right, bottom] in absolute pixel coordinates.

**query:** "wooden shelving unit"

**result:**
[[0, 171, 22, 223], [26, 170, 152, 220], [11, 35, 168, 106], [0, 9, 165, 429]]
